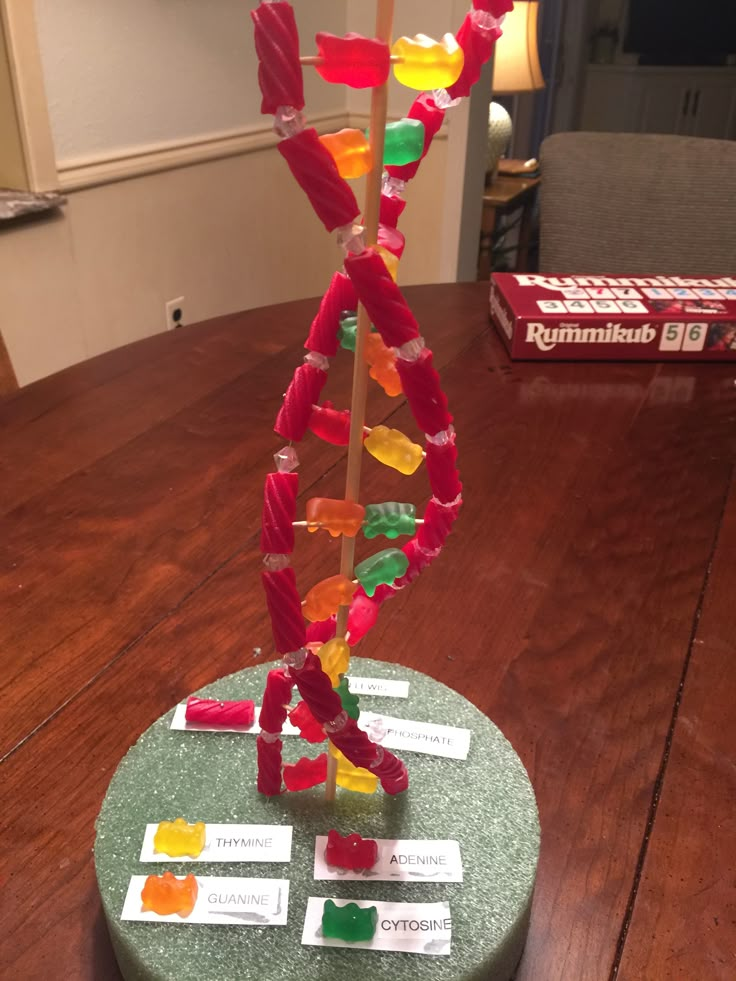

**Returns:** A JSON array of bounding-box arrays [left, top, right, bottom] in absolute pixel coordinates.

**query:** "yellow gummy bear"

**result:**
[[329, 744, 378, 794], [364, 425, 423, 475], [317, 637, 350, 686], [153, 818, 206, 859], [391, 33, 464, 91], [374, 245, 399, 283]]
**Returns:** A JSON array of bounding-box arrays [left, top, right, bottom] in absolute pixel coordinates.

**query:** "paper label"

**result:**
[[170, 703, 299, 735], [313, 837, 462, 882], [121, 876, 289, 925], [302, 897, 451, 955], [358, 713, 471, 760], [347, 677, 409, 698], [139, 823, 292, 863]]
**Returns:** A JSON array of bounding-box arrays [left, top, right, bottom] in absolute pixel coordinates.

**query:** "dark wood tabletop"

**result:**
[[2, 282, 734, 980]]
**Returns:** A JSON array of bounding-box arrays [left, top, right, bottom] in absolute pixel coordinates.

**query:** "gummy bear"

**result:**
[[364, 334, 402, 397], [373, 245, 399, 284], [309, 403, 352, 445], [362, 502, 416, 540], [355, 548, 409, 597], [315, 33, 390, 89], [283, 753, 328, 791], [364, 425, 423, 475], [303, 574, 357, 622], [319, 129, 373, 180], [335, 677, 360, 720], [325, 829, 379, 870], [140, 872, 198, 918], [316, 637, 350, 686], [330, 745, 378, 794], [306, 498, 365, 537], [153, 818, 206, 859], [322, 899, 378, 942], [392, 33, 465, 91], [378, 119, 425, 167], [290, 699, 327, 743]]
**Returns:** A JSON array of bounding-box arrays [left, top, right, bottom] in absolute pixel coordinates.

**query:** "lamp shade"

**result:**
[[492, 1, 545, 94]]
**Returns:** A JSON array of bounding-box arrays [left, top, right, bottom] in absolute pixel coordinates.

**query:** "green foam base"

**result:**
[[96, 658, 539, 981]]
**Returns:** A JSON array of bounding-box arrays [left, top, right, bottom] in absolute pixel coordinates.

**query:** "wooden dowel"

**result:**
[[292, 519, 424, 527], [326, 0, 395, 803], [300, 54, 402, 66]]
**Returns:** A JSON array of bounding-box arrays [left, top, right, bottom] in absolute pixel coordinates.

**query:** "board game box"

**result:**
[[489, 273, 736, 361]]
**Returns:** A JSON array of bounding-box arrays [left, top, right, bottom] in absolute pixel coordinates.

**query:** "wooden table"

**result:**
[[1, 283, 734, 980], [478, 174, 541, 280]]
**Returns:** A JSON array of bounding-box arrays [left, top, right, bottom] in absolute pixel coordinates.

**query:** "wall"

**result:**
[[1, 1, 455, 387]]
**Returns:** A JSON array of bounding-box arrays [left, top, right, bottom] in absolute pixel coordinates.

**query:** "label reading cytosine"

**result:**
[[303, 898, 451, 955], [347, 677, 409, 699], [358, 713, 471, 760], [139, 824, 292, 863], [313, 837, 462, 882], [121, 876, 289, 926]]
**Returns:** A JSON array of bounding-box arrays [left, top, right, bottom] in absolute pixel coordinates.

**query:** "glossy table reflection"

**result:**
[[1, 283, 734, 980]]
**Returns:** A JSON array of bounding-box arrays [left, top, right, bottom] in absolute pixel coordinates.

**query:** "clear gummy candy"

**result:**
[[274, 445, 299, 472]]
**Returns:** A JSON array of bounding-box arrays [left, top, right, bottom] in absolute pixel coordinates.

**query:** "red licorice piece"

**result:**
[[417, 498, 461, 552], [259, 668, 294, 734], [325, 829, 378, 870], [447, 14, 501, 100], [378, 223, 406, 260], [290, 700, 327, 743], [185, 697, 255, 727], [306, 616, 337, 645], [275, 362, 327, 441], [262, 567, 306, 655], [371, 749, 409, 795], [474, 0, 514, 15], [386, 94, 445, 182], [425, 437, 462, 503], [370, 582, 397, 605], [291, 651, 343, 723], [394, 537, 437, 589], [283, 753, 328, 791], [306, 272, 357, 357], [344, 249, 420, 347], [308, 403, 352, 445], [316, 33, 391, 88], [260, 471, 298, 554], [251, 2, 304, 115], [395, 348, 452, 436], [278, 128, 360, 232], [257, 735, 283, 796], [346, 591, 379, 646], [379, 193, 407, 229]]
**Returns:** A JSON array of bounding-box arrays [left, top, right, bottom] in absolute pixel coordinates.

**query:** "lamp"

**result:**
[[487, 1, 545, 177]]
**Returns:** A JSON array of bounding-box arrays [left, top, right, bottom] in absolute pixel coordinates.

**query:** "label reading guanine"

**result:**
[[121, 876, 289, 926]]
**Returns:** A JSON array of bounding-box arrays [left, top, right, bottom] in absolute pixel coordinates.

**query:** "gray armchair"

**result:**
[[539, 132, 736, 275]]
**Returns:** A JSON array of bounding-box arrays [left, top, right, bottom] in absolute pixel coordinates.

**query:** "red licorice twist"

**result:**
[[278, 128, 360, 232], [256, 735, 284, 796], [259, 668, 294, 734], [371, 747, 409, 795], [447, 13, 501, 100], [329, 719, 407, 796], [274, 362, 328, 441], [379, 192, 406, 228], [425, 437, 462, 503], [251, 2, 304, 115], [395, 348, 452, 436], [291, 651, 343, 723], [185, 697, 255, 727], [305, 272, 357, 357], [261, 568, 306, 655], [417, 498, 461, 552], [260, 472, 298, 554], [344, 249, 420, 347], [474, 0, 514, 16]]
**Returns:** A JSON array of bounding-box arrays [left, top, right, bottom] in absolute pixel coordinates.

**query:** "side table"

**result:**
[[478, 173, 541, 280]]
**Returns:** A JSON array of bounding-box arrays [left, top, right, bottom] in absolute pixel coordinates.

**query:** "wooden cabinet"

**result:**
[[580, 66, 736, 140]]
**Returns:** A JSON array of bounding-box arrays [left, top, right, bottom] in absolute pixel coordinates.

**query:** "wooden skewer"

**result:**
[[300, 54, 402, 66], [292, 519, 425, 527], [326, 0, 395, 803]]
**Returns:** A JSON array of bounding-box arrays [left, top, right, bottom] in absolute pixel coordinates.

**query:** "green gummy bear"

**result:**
[[322, 899, 378, 943], [354, 548, 409, 597], [339, 318, 358, 352], [336, 677, 360, 720], [363, 502, 416, 540], [380, 118, 425, 166]]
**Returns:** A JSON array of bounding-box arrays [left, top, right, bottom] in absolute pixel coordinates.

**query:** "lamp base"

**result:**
[[487, 102, 513, 182]]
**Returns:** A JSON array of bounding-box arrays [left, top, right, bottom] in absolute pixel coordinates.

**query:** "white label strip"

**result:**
[[302, 897, 451, 956], [313, 837, 462, 882], [139, 824, 292, 863], [170, 703, 299, 735], [358, 713, 471, 760], [347, 677, 409, 698], [121, 876, 289, 926]]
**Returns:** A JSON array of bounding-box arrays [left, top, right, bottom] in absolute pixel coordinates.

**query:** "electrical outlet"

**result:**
[[165, 296, 185, 330]]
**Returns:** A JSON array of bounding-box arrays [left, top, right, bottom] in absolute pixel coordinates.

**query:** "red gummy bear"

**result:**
[[315, 33, 391, 89], [325, 829, 379, 871], [290, 699, 327, 743], [283, 753, 328, 791]]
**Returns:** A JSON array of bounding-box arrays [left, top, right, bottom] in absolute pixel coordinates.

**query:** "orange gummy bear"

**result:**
[[364, 334, 402, 397], [303, 574, 357, 622], [140, 871, 198, 918], [306, 498, 365, 537]]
